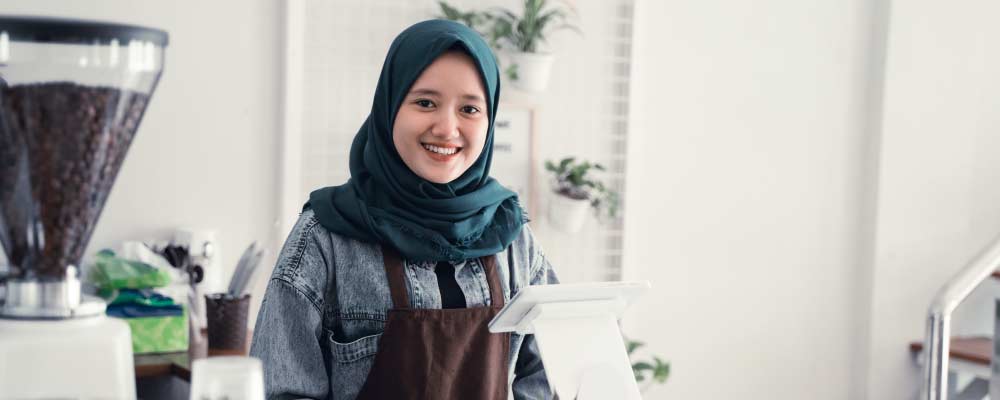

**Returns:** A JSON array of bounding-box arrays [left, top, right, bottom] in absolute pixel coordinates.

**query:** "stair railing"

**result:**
[[922, 234, 1000, 400]]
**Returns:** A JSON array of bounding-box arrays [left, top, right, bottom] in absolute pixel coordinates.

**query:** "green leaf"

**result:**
[[505, 63, 519, 81], [544, 160, 557, 172], [632, 362, 654, 371], [626, 340, 644, 354], [437, 1, 460, 19], [497, 9, 520, 23], [654, 362, 671, 382], [559, 157, 574, 170]]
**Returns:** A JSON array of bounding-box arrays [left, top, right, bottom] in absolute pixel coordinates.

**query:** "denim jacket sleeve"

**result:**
[[512, 227, 560, 400], [250, 214, 330, 400]]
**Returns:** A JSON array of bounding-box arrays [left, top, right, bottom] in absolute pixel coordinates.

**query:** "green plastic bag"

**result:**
[[89, 249, 171, 290], [120, 306, 189, 354]]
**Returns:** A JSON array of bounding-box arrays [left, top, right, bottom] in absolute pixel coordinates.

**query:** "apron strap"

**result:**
[[480, 255, 505, 308], [380, 245, 410, 309]]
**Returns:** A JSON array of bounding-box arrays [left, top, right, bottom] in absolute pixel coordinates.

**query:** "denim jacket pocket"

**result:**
[[329, 331, 382, 364]]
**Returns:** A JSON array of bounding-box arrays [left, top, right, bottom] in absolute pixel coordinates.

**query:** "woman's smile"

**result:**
[[421, 142, 464, 161]]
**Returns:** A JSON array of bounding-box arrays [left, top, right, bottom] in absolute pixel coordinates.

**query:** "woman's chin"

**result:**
[[417, 168, 461, 184], [423, 175, 457, 184]]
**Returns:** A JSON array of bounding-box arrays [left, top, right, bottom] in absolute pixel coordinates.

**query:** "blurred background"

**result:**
[[2, 0, 1000, 399]]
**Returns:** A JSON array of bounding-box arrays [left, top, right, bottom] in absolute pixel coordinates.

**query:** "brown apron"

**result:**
[[354, 246, 512, 400]]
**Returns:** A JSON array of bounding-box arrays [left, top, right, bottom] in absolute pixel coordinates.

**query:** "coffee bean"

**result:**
[[0, 82, 150, 280]]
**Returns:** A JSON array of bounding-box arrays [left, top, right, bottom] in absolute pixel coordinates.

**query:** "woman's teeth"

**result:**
[[422, 144, 459, 155]]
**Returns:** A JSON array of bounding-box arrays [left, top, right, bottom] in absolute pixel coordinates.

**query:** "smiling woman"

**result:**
[[250, 19, 559, 400]]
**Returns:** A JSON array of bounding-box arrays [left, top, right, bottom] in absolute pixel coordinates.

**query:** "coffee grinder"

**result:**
[[0, 16, 167, 399]]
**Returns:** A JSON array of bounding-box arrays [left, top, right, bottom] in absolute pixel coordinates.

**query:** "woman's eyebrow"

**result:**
[[408, 88, 484, 103]]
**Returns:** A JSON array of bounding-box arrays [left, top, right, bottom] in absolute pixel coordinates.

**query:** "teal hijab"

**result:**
[[305, 19, 526, 262]]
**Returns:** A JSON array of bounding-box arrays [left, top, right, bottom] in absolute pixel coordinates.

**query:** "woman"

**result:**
[[250, 19, 558, 400]]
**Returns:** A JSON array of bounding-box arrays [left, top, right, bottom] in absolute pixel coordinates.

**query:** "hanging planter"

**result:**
[[548, 190, 590, 233], [437, 0, 581, 93], [504, 50, 556, 92], [544, 157, 620, 233]]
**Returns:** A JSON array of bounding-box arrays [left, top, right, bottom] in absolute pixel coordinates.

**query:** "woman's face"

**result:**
[[392, 50, 489, 184]]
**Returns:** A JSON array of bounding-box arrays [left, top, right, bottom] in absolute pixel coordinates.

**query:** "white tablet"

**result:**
[[488, 281, 651, 333]]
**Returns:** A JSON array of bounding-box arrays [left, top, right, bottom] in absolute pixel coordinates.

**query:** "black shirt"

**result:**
[[434, 261, 466, 309]]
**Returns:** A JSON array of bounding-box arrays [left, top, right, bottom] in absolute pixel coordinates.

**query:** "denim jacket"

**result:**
[[249, 209, 559, 400]]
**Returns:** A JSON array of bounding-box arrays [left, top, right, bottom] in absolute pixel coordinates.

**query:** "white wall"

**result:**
[[865, 0, 1000, 398], [622, 0, 880, 398], [1, 1, 283, 318], [7, 2, 1000, 398]]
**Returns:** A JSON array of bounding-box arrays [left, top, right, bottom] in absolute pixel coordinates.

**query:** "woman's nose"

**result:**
[[430, 110, 460, 138]]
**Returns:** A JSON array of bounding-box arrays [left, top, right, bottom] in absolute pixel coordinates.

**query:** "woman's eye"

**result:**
[[462, 106, 480, 114], [415, 99, 434, 108]]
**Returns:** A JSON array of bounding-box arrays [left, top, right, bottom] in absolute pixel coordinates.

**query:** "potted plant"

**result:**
[[626, 338, 671, 393], [544, 156, 619, 232], [437, 0, 581, 92], [486, 0, 580, 92]]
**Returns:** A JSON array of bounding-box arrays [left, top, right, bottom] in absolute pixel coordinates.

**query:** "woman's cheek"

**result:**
[[396, 110, 418, 138], [475, 124, 489, 155]]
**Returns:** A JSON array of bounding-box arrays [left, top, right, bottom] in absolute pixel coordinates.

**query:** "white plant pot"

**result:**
[[506, 51, 555, 92], [548, 193, 590, 233]]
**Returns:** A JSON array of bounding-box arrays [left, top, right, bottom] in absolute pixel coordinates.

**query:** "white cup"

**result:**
[[189, 356, 265, 400]]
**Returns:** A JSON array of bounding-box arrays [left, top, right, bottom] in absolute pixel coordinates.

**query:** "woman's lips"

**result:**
[[421, 143, 462, 162]]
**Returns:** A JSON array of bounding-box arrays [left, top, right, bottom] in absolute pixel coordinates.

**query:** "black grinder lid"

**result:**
[[0, 15, 168, 46]]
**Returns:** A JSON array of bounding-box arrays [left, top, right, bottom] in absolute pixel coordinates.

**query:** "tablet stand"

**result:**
[[513, 299, 642, 400]]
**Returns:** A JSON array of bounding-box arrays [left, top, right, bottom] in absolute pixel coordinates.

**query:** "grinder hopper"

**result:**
[[0, 16, 166, 317]]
